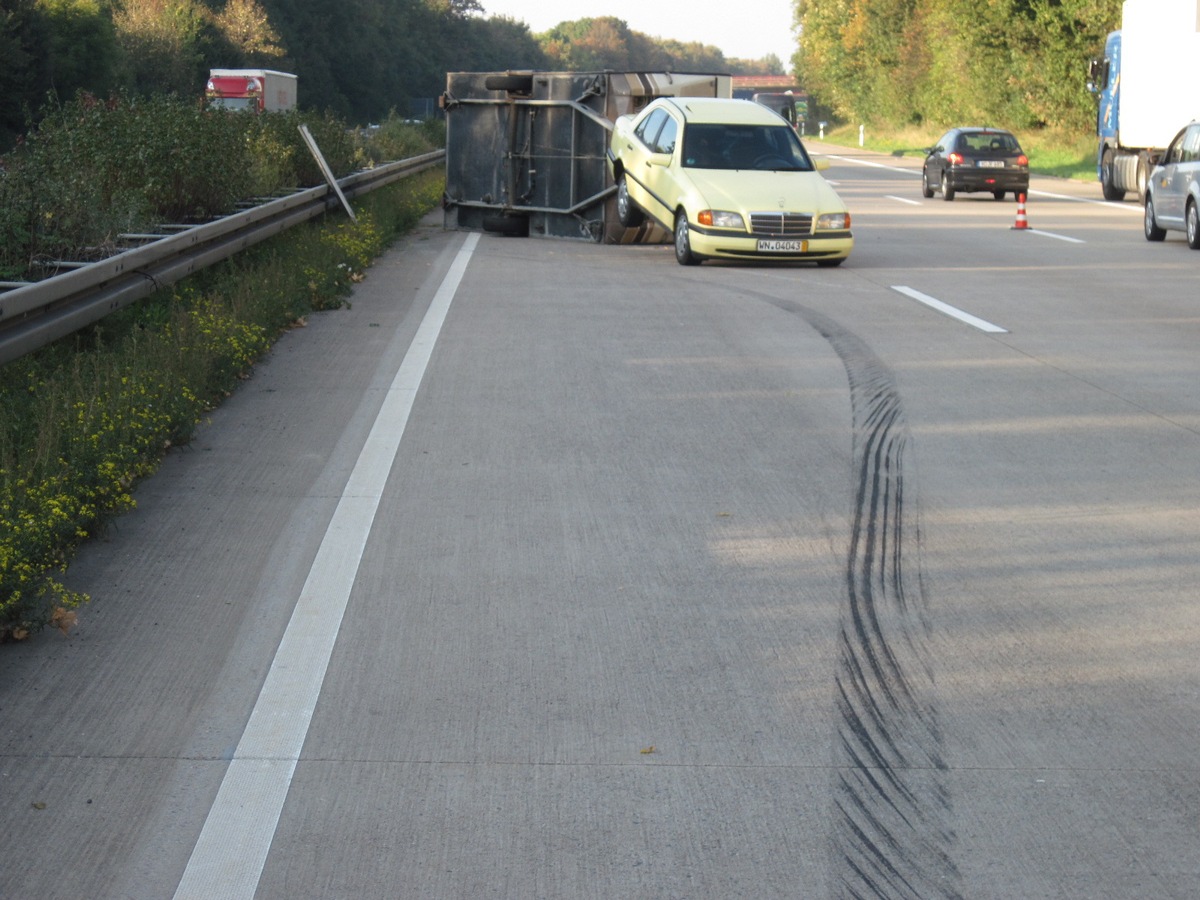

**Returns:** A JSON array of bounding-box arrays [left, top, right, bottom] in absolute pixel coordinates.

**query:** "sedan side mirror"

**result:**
[[814, 158, 831, 171]]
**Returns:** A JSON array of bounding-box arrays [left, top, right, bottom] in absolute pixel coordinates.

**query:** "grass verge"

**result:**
[[0, 168, 445, 641]]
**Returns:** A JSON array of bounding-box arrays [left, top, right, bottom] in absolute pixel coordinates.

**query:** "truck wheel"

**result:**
[[1101, 149, 1126, 201], [1144, 196, 1166, 241], [1187, 199, 1200, 250], [616, 173, 644, 227], [1136, 155, 1150, 202], [484, 74, 534, 93]]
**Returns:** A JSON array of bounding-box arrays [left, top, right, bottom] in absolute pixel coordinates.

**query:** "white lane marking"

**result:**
[[172, 232, 481, 900], [825, 154, 912, 175], [891, 285, 1008, 334], [886, 195, 922, 206], [1024, 228, 1085, 244]]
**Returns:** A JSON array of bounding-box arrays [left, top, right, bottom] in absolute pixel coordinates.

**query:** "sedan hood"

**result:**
[[683, 169, 847, 214]]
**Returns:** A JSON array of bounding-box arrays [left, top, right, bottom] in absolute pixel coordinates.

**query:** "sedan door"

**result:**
[[639, 111, 684, 228], [616, 108, 669, 222], [1153, 127, 1191, 227], [924, 131, 954, 186]]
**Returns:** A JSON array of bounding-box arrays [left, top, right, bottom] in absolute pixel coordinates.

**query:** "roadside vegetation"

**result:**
[[795, 0, 1121, 139], [0, 97, 444, 640]]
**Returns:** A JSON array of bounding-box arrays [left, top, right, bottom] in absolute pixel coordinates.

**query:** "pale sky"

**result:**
[[479, 0, 798, 66]]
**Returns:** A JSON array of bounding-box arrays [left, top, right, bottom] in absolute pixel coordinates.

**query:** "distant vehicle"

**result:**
[[1087, 0, 1200, 201], [607, 97, 853, 266], [921, 127, 1029, 201], [751, 92, 807, 131], [1143, 121, 1200, 248], [206, 69, 297, 113]]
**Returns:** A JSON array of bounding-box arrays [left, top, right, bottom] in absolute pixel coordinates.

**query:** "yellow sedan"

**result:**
[[607, 97, 853, 266]]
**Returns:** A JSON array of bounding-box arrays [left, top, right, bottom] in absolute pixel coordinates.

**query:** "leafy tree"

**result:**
[[214, 0, 284, 62], [112, 0, 215, 97]]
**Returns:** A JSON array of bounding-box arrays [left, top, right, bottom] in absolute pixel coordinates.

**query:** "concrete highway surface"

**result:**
[[3, 143, 1199, 898]]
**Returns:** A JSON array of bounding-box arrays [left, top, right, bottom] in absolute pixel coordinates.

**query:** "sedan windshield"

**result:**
[[682, 124, 814, 171]]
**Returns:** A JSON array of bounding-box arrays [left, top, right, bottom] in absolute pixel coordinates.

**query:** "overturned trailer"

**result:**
[[441, 70, 731, 243]]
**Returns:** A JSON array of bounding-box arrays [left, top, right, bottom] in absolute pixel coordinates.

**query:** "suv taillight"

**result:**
[[1016, 154, 1029, 167]]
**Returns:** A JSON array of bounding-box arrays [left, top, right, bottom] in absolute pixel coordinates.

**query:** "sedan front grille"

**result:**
[[749, 212, 813, 236]]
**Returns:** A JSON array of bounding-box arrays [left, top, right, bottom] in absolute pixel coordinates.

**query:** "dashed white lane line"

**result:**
[[172, 232, 481, 900], [892, 285, 1009, 334], [1023, 229, 1086, 243], [886, 195, 922, 206]]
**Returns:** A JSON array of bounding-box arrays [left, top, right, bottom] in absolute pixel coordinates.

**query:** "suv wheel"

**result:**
[[1188, 199, 1200, 250], [1144, 196, 1166, 241]]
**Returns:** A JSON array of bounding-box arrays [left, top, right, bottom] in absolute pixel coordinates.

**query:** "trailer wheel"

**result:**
[[482, 213, 530, 237], [1101, 149, 1126, 201], [484, 74, 534, 93]]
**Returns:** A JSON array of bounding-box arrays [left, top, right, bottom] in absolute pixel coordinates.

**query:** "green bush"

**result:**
[[0, 167, 445, 640], [0, 92, 367, 281]]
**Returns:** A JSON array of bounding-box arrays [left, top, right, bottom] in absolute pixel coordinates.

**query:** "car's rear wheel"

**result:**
[[1144, 196, 1166, 241], [993, 190, 1005, 200], [674, 211, 700, 265], [1187, 199, 1200, 249], [941, 172, 955, 201], [615, 173, 644, 227], [921, 168, 934, 198]]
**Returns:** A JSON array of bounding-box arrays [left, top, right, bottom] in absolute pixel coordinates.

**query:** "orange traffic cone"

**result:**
[[1012, 193, 1029, 230]]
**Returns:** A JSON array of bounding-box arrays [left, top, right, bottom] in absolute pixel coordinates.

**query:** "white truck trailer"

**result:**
[[1088, 0, 1200, 201]]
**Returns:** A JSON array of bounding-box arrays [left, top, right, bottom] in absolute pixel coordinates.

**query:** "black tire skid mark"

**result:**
[[763, 299, 962, 899]]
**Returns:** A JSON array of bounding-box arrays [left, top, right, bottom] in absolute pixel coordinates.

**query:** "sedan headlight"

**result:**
[[697, 210, 746, 230], [816, 211, 851, 230]]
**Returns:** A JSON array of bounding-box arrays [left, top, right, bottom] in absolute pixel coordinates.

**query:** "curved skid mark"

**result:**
[[760, 297, 962, 899]]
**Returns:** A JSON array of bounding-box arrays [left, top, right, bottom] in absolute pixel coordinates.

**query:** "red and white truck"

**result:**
[[206, 69, 297, 113]]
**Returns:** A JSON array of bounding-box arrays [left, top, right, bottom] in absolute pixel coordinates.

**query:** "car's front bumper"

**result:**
[[687, 227, 854, 262]]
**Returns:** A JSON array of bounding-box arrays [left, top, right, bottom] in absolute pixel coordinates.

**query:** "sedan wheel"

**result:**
[[921, 169, 934, 199], [674, 211, 700, 266], [941, 172, 955, 201], [1188, 200, 1200, 250], [616, 173, 644, 228], [1144, 196, 1166, 242]]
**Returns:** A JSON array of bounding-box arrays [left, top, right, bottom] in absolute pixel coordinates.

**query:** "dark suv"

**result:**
[[922, 127, 1030, 201]]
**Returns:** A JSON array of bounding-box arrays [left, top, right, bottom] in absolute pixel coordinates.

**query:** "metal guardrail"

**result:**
[[0, 149, 445, 366]]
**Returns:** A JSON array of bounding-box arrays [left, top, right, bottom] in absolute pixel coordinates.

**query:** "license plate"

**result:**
[[757, 239, 808, 253], [977, 160, 1004, 168]]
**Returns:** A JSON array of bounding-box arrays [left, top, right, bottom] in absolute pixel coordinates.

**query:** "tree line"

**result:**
[[1, 0, 780, 149], [793, 0, 1123, 133]]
